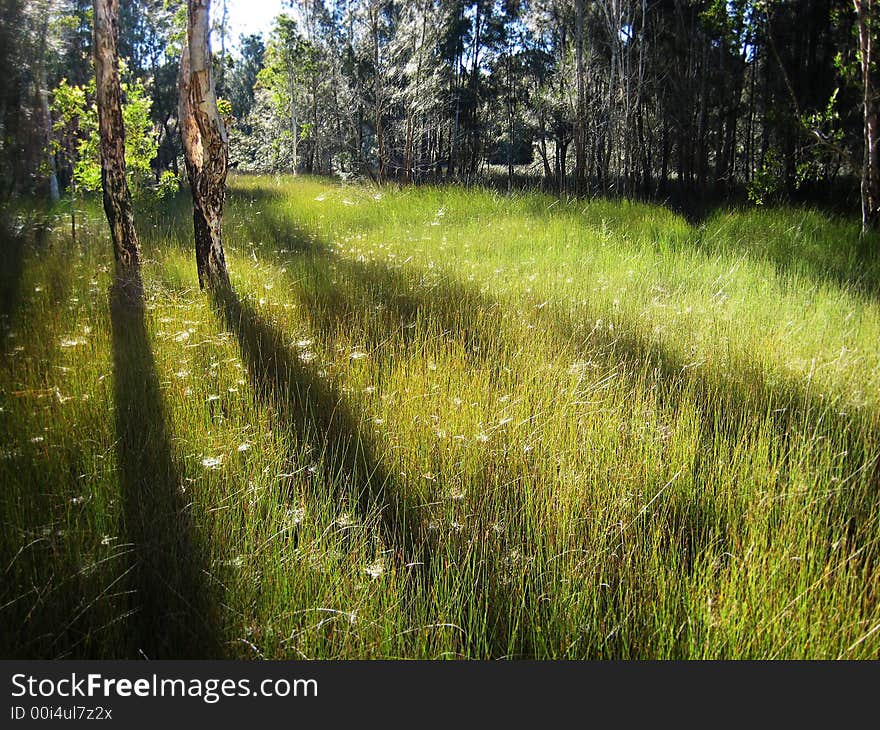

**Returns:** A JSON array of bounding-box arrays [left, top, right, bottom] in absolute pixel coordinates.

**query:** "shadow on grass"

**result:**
[[693, 209, 880, 300], [0, 214, 50, 346], [537, 303, 880, 556], [221, 214, 579, 656], [260, 205, 510, 368], [238, 179, 880, 300], [212, 283, 429, 581], [110, 272, 223, 658], [230, 184, 880, 656]]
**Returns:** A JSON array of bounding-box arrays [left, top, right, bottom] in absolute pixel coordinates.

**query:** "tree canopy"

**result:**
[[0, 0, 876, 222]]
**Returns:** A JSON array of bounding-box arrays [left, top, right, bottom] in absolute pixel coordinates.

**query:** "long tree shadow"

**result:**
[[232, 207, 558, 655], [0, 213, 50, 347], [258, 205, 510, 367], [229, 241, 586, 656], [110, 272, 223, 658], [212, 284, 430, 591], [536, 302, 880, 553], [233, 186, 880, 656], [233, 180, 880, 300]]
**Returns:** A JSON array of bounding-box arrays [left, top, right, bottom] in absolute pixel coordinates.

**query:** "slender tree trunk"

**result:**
[[93, 0, 140, 278], [450, 53, 462, 178], [659, 119, 669, 194], [574, 0, 587, 196], [289, 75, 299, 171], [310, 71, 319, 173], [467, 4, 483, 184], [371, 8, 386, 182], [180, 0, 230, 290], [37, 14, 59, 204], [218, 0, 228, 95], [856, 0, 880, 233], [506, 42, 514, 193], [537, 111, 552, 186]]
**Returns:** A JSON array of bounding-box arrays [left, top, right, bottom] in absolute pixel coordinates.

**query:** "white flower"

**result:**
[[201, 455, 223, 469], [364, 562, 384, 579], [288, 506, 305, 525]]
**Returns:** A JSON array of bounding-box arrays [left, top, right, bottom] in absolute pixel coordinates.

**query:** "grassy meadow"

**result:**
[[2, 175, 879, 659]]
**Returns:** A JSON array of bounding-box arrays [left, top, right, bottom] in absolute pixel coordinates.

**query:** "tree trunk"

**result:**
[[537, 111, 552, 187], [93, 0, 140, 278], [856, 0, 880, 233], [506, 44, 514, 193], [574, 0, 587, 196], [37, 11, 59, 204], [372, 8, 386, 182], [180, 0, 230, 290]]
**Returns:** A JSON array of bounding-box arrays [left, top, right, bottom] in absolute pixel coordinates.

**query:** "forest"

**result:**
[[1, 0, 880, 660], [2, 0, 879, 221]]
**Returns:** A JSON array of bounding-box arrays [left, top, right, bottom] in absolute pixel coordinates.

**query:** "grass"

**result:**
[[1, 175, 879, 659]]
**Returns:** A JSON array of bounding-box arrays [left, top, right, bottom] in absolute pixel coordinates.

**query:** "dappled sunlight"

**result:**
[[3, 177, 880, 658]]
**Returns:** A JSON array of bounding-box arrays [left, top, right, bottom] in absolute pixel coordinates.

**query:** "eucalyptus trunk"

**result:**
[[93, 0, 140, 277], [856, 0, 880, 233], [574, 0, 587, 196], [180, 0, 230, 290]]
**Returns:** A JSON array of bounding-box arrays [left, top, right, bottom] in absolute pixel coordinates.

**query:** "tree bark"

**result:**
[[180, 0, 230, 290], [37, 10, 59, 203], [856, 0, 880, 233], [574, 0, 587, 196], [93, 0, 140, 278]]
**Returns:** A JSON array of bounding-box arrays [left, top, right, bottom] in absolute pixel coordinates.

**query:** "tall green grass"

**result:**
[[1, 176, 878, 658]]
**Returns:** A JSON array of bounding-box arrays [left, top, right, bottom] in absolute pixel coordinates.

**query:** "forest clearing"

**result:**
[[2, 175, 879, 659]]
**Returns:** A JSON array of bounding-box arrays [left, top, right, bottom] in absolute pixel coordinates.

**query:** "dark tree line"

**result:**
[[1, 0, 878, 230]]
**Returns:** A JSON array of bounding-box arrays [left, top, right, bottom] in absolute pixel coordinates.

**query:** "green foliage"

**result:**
[[156, 169, 180, 200], [747, 149, 784, 206], [254, 14, 310, 123], [50, 61, 158, 196], [217, 97, 233, 117], [796, 89, 848, 188]]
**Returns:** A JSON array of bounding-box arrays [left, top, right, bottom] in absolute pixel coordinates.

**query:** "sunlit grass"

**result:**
[[1, 176, 879, 658]]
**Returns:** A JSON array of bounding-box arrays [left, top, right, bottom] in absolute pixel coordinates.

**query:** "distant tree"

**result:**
[[2, 0, 876, 213], [854, 0, 879, 232], [247, 15, 309, 172], [92, 0, 141, 276], [180, 0, 230, 289], [118, 0, 186, 180], [229, 33, 265, 122]]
